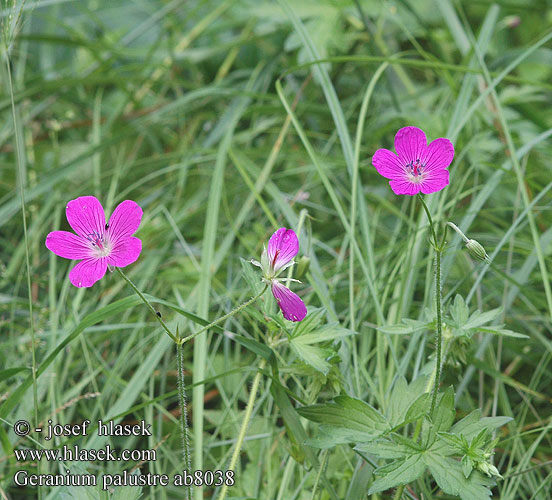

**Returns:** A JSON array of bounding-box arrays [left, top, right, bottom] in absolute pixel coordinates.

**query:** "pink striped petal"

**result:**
[[420, 170, 450, 194], [69, 258, 108, 288], [372, 148, 405, 180], [421, 137, 454, 172], [389, 178, 422, 196], [107, 200, 143, 242], [267, 228, 299, 273], [45, 231, 92, 260], [107, 237, 142, 267], [66, 196, 106, 239], [394, 126, 427, 165], [271, 281, 307, 322]]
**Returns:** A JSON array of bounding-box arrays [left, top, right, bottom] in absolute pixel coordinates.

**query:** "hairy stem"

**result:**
[[218, 357, 267, 500], [417, 194, 443, 416], [180, 285, 268, 345], [176, 341, 192, 500]]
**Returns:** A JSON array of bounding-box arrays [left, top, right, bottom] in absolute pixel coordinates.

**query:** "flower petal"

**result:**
[[107, 200, 143, 241], [420, 170, 449, 194], [421, 137, 454, 172], [107, 237, 142, 267], [45, 231, 92, 260], [66, 196, 106, 239], [372, 148, 405, 180], [271, 281, 307, 322], [394, 126, 427, 164], [69, 258, 107, 288], [389, 179, 422, 196], [267, 228, 299, 273]]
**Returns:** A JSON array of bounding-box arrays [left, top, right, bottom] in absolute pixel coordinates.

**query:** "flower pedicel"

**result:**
[[45, 196, 142, 287], [252, 227, 307, 322]]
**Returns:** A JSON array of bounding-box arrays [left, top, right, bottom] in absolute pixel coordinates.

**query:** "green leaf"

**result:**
[[378, 319, 427, 335], [425, 454, 494, 500], [423, 387, 455, 447], [464, 308, 501, 329], [356, 439, 415, 460], [307, 426, 370, 449], [296, 322, 356, 344], [240, 257, 263, 294], [451, 294, 469, 326], [478, 327, 529, 339], [432, 387, 456, 433], [297, 396, 389, 438], [290, 320, 356, 374], [291, 307, 325, 338], [368, 454, 426, 494], [450, 410, 512, 440], [437, 432, 466, 452], [289, 341, 331, 374], [233, 334, 277, 368], [462, 455, 474, 478], [403, 393, 431, 427], [387, 376, 430, 428]]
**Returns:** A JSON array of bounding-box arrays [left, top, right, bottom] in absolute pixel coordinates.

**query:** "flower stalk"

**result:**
[[176, 338, 192, 500], [417, 194, 443, 416], [178, 285, 269, 345], [116, 267, 178, 343]]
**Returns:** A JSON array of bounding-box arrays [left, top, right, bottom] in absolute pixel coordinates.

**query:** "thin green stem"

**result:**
[[417, 194, 443, 416], [116, 267, 178, 343], [218, 357, 267, 500], [416, 194, 438, 248], [179, 285, 268, 345], [5, 37, 40, 500], [176, 341, 192, 500], [431, 249, 442, 415]]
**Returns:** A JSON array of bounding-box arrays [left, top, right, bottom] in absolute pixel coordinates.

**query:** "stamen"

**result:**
[[86, 230, 105, 250], [409, 158, 425, 177]]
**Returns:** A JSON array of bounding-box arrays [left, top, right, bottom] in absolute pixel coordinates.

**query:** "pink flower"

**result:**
[[45, 196, 143, 288], [372, 126, 454, 196], [251, 228, 307, 322]]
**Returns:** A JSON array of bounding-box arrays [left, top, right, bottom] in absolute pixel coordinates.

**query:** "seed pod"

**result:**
[[466, 239, 489, 262]]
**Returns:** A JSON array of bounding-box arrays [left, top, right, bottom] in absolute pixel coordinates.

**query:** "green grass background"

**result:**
[[1, 0, 551, 498]]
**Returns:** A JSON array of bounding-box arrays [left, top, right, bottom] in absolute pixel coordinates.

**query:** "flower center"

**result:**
[[409, 158, 425, 176], [406, 158, 427, 184], [86, 231, 112, 258]]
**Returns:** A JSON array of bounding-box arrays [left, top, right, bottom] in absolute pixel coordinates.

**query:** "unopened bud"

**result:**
[[295, 256, 311, 280], [477, 461, 502, 478], [466, 239, 489, 262]]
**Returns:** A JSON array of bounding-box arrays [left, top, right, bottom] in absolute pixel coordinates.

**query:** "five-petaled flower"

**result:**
[[45, 196, 143, 288], [251, 228, 307, 322], [372, 126, 454, 196]]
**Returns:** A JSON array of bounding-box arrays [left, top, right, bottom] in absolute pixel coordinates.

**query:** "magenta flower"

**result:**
[[45, 196, 143, 288], [372, 126, 454, 196], [251, 228, 307, 322]]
